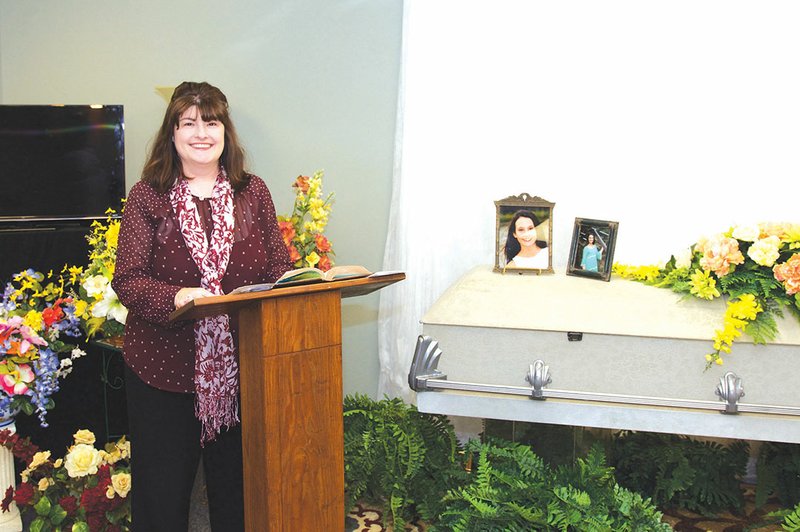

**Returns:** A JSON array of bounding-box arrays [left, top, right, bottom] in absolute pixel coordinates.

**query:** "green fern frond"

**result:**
[[745, 309, 779, 344], [783, 502, 800, 531]]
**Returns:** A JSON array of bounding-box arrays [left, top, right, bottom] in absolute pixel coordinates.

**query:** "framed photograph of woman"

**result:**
[[567, 218, 619, 281], [494, 193, 554, 274]]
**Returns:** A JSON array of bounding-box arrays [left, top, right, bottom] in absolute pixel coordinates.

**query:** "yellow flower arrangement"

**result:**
[[73, 207, 127, 338], [277, 170, 336, 271], [614, 222, 800, 368]]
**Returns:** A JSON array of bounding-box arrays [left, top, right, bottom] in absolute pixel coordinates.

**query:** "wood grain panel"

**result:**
[[276, 290, 341, 354], [272, 346, 344, 524], [238, 292, 344, 530]]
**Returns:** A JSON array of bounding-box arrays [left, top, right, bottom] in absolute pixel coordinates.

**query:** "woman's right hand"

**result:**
[[174, 287, 216, 309]]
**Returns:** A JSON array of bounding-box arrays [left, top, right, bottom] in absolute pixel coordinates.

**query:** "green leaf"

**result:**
[[71, 521, 91, 532], [30, 516, 49, 532], [34, 494, 52, 516], [745, 310, 779, 344], [50, 504, 68, 525]]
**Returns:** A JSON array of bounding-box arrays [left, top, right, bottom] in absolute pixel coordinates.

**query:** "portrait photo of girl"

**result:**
[[567, 218, 619, 281], [494, 194, 554, 274]]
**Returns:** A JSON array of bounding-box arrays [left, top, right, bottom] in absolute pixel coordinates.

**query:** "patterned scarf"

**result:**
[[170, 170, 239, 443]]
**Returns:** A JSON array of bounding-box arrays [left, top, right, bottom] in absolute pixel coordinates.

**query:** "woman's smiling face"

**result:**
[[173, 105, 225, 173], [514, 216, 537, 248]]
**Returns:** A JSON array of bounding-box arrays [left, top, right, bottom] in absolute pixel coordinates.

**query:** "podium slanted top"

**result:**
[[169, 271, 405, 322]]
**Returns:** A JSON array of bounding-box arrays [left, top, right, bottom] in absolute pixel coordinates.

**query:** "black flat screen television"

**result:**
[[0, 104, 125, 222]]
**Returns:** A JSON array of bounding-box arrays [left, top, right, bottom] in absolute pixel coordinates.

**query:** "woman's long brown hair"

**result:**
[[141, 81, 250, 193]]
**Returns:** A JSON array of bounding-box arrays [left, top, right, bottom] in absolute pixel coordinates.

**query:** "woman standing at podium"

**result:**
[[113, 81, 292, 531]]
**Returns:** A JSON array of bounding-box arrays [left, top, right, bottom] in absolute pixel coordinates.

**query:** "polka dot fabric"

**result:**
[[112, 175, 292, 393]]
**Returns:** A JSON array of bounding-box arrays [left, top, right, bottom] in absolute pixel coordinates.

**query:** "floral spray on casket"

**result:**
[[614, 222, 800, 368]]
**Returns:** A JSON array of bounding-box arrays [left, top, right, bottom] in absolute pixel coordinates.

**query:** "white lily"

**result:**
[[91, 284, 128, 325]]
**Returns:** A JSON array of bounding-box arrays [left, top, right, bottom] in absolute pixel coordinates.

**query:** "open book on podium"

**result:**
[[229, 264, 374, 295], [167, 268, 404, 531], [170, 269, 404, 322]]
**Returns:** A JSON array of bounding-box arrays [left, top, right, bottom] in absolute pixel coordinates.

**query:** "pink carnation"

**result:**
[[774, 253, 800, 295], [696, 235, 744, 277]]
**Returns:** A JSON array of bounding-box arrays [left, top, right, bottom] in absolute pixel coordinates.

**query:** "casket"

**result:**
[[410, 266, 800, 443]]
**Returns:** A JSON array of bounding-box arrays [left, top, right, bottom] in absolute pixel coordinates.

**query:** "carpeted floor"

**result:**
[[347, 503, 426, 531]]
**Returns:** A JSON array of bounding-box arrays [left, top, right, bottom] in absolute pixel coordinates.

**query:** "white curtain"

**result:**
[[378, 0, 800, 401]]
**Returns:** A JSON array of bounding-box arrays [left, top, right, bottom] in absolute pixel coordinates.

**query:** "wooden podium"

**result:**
[[170, 272, 404, 530]]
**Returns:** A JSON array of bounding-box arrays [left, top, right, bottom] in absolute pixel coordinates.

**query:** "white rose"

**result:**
[[64, 444, 102, 478], [674, 247, 693, 269], [111, 472, 132, 498], [747, 236, 781, 267], [73, 429, 96, 446], [732, 225, 759, 242], [28, 451, 51, 470]]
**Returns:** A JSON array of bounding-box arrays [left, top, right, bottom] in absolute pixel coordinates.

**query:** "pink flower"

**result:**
[[696, 235, 744, 277], [0, 362, 35, 396], [774, 253, 800, 295]]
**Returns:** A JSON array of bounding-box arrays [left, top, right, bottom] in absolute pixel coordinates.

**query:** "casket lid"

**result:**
[[421, 266, 800, 344]]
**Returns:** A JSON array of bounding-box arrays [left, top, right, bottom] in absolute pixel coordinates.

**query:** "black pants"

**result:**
[[125, 366, 244, 532]]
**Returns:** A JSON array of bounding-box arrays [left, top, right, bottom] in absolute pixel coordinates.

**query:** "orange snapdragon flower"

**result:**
[[287, 245, 301, 264], [314, 234, 332, 253], [317, 254, 332, 272], [278, 220, 296, 247], [292, 175, 310, 194]]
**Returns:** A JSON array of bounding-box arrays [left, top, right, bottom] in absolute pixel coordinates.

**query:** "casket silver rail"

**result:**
[[408, 335, 800, 417]]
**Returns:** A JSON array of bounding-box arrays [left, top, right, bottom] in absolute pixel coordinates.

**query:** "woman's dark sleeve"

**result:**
[[112, 183, 182, 327], [253, 177, 293, 282]]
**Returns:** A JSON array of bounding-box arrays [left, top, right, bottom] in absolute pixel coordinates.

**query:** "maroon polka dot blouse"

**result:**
[[112, 175, 292, 393]]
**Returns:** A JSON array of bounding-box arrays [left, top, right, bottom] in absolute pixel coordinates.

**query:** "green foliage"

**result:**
[[431, 438, 670, 531], [652, 263, 694, 295], [781, 502, 800, 531], [611, 431, 749, 515], [745, 308, 780, 344], [756, 442, 800, 508], [719, 265, 785, 303], [342, 394, 463, 528]]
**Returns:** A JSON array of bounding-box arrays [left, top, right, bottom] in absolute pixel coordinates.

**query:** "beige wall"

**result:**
[[0, 0, 403, 397]]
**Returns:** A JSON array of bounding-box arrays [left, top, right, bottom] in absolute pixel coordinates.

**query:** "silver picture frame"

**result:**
[[567, 217, 618, 281]]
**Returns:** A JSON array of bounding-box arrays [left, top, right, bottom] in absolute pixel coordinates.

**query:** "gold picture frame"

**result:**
[[494, 193, 555, 274]]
